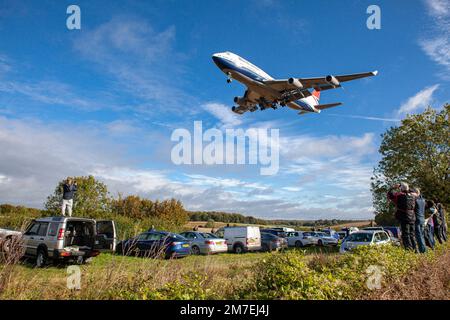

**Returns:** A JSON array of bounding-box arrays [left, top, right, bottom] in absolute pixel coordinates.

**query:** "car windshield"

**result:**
[[167, 233, 186, 240], [347, 233, 373, 242], [202, 233, 218, 239]]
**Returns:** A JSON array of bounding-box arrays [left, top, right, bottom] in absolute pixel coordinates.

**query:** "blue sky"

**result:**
[[0, 0, 448, 219]]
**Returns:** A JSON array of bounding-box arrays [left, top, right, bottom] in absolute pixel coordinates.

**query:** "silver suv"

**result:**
[[22, 216, 116, 267]]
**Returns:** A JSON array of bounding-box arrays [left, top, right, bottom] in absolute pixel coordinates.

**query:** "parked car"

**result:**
[[21, 217, 116, 267], [320, 228, 340, 240], [382, 226, 402, 240], [270, 227, 295, 232], [215, 226, 261, 253], [179, 231, 227, 255], [337, 231, 347, 240], [285, 231, 307, 247], [117, 231, 191, 259], [299, 231, 321, 246], [315, 232, 339, 246], [339, 230, 392, 253], [260, 232, 288, 252], [0, 228, 22, 254], [363, 227, 401, 246], [260, 228, 287, 238]]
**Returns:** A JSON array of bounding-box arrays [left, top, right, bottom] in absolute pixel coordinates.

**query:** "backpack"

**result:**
[[396, 192, 416, 221]]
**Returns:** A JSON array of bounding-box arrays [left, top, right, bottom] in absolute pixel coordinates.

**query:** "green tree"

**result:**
[[45, 175, 111, 218], [371, 105, 449, 225]]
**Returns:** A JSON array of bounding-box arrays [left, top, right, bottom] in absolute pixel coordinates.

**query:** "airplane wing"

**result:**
[[264, 70, 378, 92]]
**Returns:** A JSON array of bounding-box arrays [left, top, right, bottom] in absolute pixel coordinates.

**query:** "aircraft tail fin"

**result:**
[[312, 89, 321, 102], [315, 102, 342, 111]]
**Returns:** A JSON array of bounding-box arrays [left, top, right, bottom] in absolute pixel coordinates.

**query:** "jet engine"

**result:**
[[288, 78, 304, 89], [234, 96, 247, 106], [325, 75, 340, 87]]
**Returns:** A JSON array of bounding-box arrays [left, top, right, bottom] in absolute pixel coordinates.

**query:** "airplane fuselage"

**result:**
[[212, 51, 318, 112]]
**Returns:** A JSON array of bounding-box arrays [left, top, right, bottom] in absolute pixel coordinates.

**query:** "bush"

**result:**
[[242, 244, 441, 300]]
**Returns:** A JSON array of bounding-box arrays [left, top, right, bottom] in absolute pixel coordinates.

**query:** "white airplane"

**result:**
[[212, 51, 378, 115]]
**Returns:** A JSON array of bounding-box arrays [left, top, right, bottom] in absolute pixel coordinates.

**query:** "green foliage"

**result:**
[[0, 204, 48, 230], [45, 175, 111, 218], [371, 105, 450, 219], [205, 219, 215, 229], [242, 244, 437, 300], [113, 273, 218, 300]]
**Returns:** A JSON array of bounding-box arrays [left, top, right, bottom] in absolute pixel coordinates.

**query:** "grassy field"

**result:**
[[1, 242, 448, 300], [0, 246, 338, 300]]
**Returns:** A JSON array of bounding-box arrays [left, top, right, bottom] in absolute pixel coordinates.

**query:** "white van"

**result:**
[[216, 226, 261, 253]]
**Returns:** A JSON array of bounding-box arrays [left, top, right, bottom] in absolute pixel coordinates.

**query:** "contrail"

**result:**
[[326, 113, 401, 122]]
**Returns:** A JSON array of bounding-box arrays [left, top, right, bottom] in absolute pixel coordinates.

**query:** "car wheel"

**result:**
[[234, 244, 244, 254], [295, 240, 303, 248], [261, 244, 269, 252], [35, 248, 47, 268], [2, 237, 12, 254], [191, 246, 201, 255]]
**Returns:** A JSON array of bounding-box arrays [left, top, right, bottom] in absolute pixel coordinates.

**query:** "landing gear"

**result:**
[[226, 72, 232, 83]]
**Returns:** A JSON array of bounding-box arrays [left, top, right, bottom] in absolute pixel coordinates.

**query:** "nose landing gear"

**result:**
[[226, 72, 232, 83]]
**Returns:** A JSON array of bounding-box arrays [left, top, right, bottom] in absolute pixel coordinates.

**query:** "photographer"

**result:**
[[387, 182, 417, 251], [61, 177, 77, 217]]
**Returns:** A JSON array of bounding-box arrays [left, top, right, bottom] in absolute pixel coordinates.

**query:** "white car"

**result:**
[[339, 230, 391, 254], [314, 232, 339, 246], [215, 226, 261, 253], [286, 231, 306, 248]]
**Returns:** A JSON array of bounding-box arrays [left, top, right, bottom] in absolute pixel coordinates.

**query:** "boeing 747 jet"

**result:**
[[212, 51, 378, 115]]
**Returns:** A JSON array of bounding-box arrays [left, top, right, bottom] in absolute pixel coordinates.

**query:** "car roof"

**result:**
[[35, 216, 95, 223], [351, 230, 379, 234]]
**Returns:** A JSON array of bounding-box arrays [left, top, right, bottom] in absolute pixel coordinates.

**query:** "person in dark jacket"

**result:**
[[437, 203, 447, 242], [387, 182, 417, 251], [424, 200, 436, 249], [61, 177, 77, 217], [432, 202, 443, 244], [412, 188, 426, 253]]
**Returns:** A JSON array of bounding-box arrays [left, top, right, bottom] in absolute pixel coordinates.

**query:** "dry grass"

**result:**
[[0, 250, 266, 299], [368, 247, 450, 300]]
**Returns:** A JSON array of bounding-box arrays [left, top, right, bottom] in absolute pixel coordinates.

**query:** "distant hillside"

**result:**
[[188, 211, 365, 228]]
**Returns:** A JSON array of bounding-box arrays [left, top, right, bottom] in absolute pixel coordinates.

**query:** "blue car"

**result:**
[[116, 231, 191, 259]]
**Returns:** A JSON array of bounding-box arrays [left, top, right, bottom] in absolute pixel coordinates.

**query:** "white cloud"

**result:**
[[0, 116, 376, 220], [280, 133, 376, 160], [74, 17, 195, 115], [397, 84, 439, 115], [425, 0, 449, 17], [420, 0, 450, 73], [202, 102, 243, 128]]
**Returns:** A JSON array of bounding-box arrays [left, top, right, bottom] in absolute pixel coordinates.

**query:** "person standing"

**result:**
[[424, 200, 436, 249], [412, 188, 426, 253], [437, 203, 447, 242], [387, 182, 417, 251], [431, 202, 443, 244], [61, 177, 77, 217]]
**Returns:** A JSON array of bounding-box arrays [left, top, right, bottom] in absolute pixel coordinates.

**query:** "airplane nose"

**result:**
[[212, 55, 222, 67]]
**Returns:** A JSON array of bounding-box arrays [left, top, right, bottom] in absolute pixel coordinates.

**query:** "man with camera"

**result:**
[[61, 177, 77, 217], [387, 182, 418, 251]]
